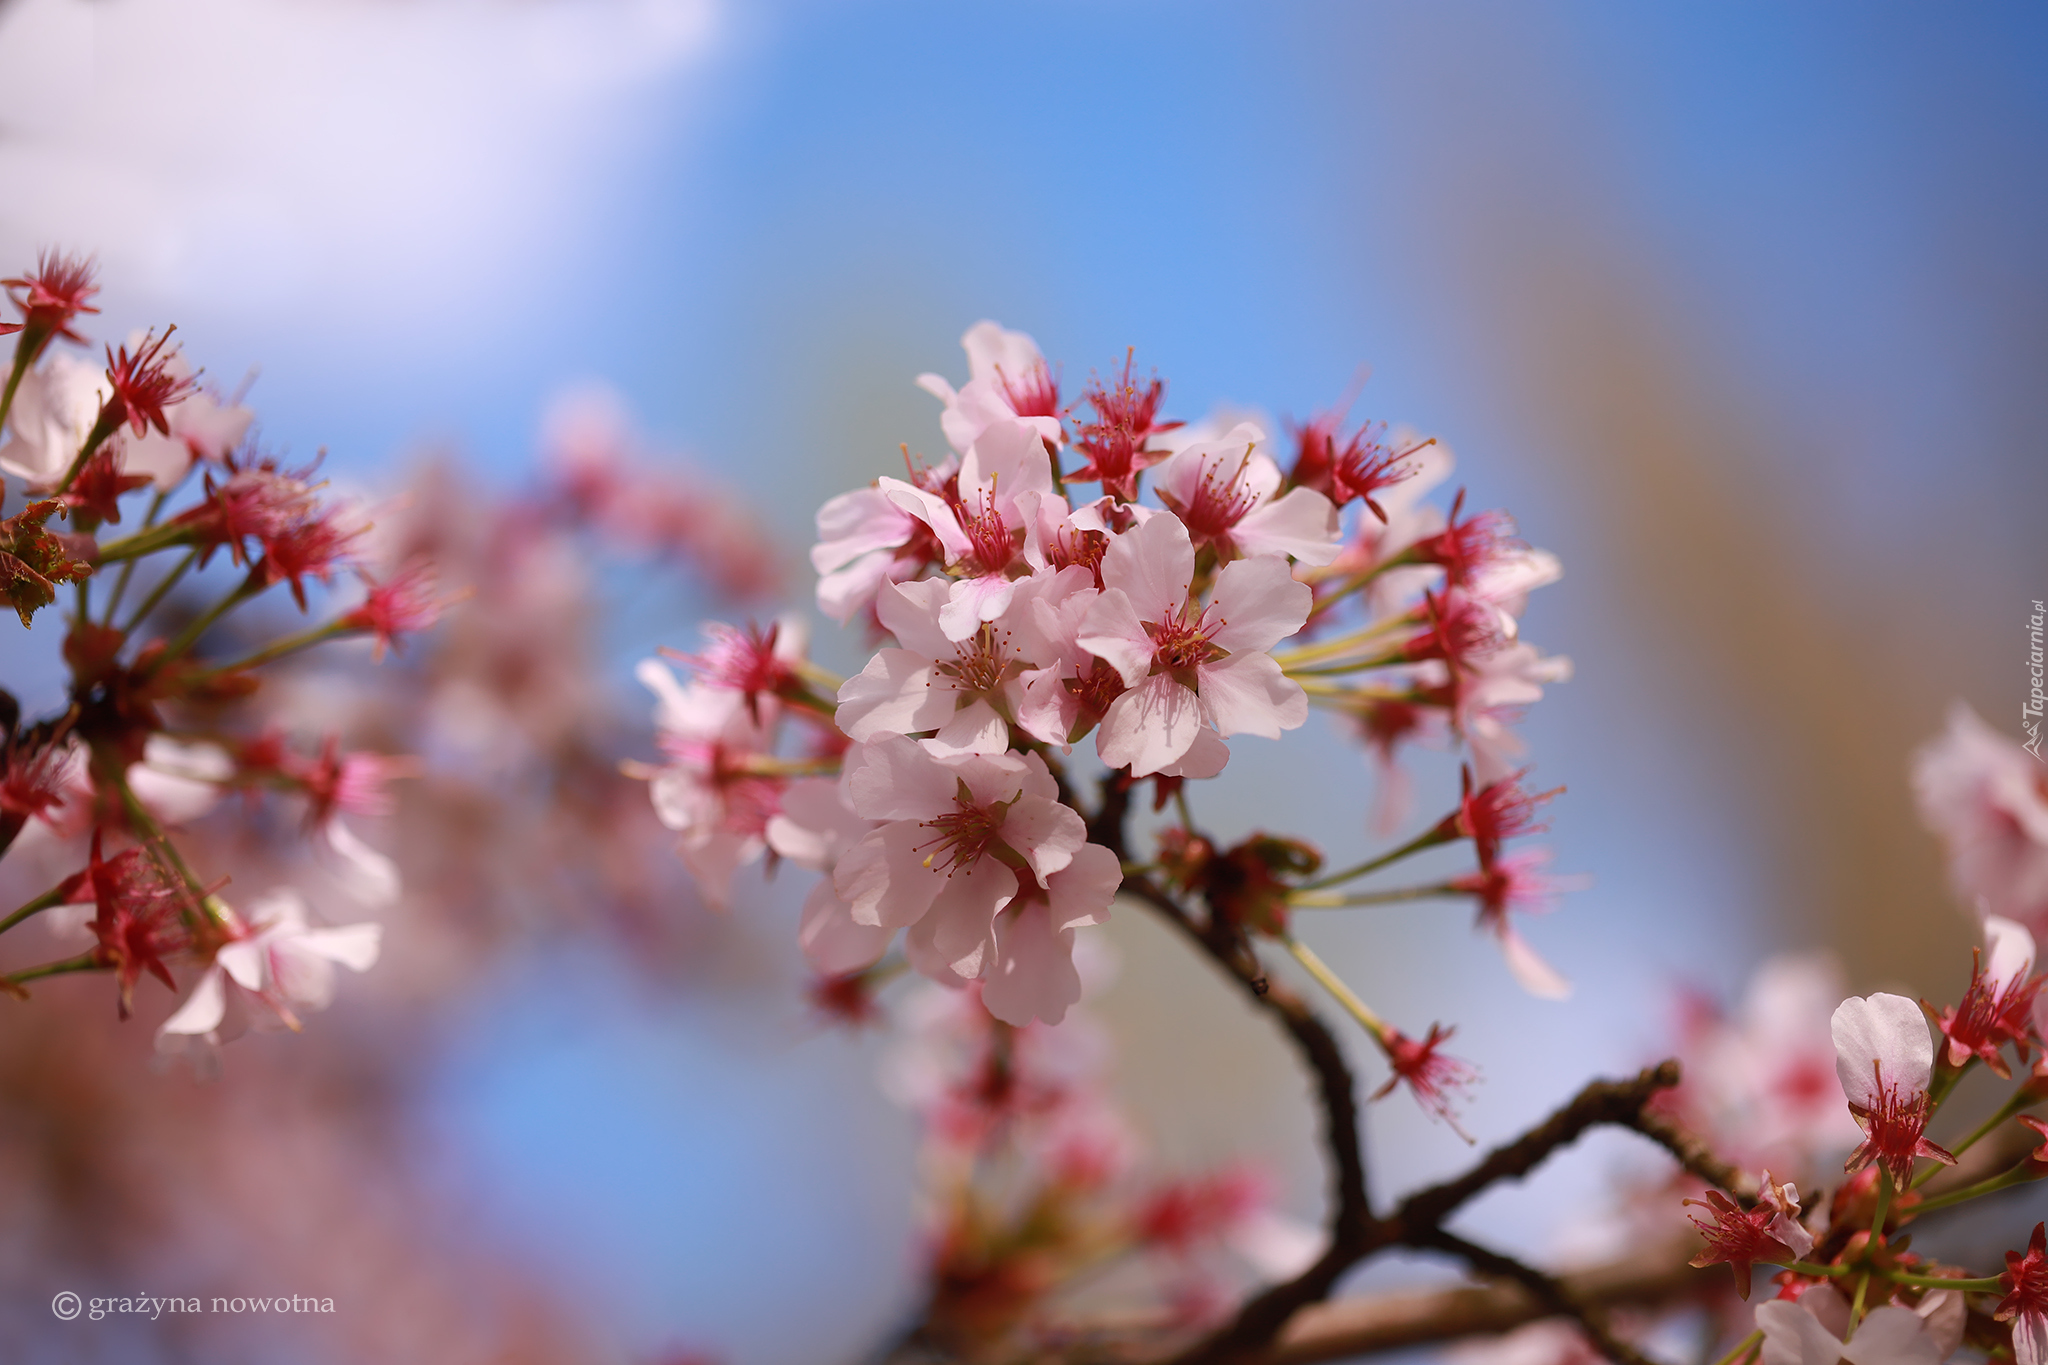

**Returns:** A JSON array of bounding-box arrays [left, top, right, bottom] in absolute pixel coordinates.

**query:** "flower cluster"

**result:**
[[0, 252, 443, 1059], [642, 321, 1575, 1134]]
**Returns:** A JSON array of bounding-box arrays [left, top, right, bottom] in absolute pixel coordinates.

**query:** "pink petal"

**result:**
[[846, 734, 959, 822], [1047, 843, 1121, 932], [1195, 651, 1307, 739], [797, 879, 893, 975], [835, 822, 946, 929], [1076, 588, 1156, 688], [923, 698, 1011, 758], [1232, 487, 1341, 565], [1208, 554, 1312, 653], [1001, 794, 1087, 886], [981, 901, 1083, 1026], [1096, 674, 1203, 778], [1099, 509, 1193, 620], [835, 649, 960, 742], [875, 576, 958, 659]]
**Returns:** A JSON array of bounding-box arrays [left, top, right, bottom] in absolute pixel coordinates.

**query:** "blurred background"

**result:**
[[0, 1, 2044, 1361]]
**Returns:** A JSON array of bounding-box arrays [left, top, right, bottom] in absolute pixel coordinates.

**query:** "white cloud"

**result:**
[[0, 0, 720, 337]]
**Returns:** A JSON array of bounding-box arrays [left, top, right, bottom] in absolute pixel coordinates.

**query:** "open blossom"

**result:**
[[638, 658, 783, 909], [1757, 1283, 1963, 1365], [156, 889, 381, 1050], [1832, 992, 1957, 1188], [768, 774, 890, 975], [809, 454, 957, 624], [1999, 1222, 2048, 1365], [1443, 641, 1574, 787], [835, 567, 1096, 756], [115, 348, 253, 490], [1934, 916, 2042, 1075], [2, 249, 100, 350], [916, 320, 1063, 456], [831, 735, 1116, 1023], [1914, 704, 2048, 934], [881, 419, 1058, 640], [1149, 421, 1341, 566], [1684, 1174, 1811, 1298], [1078, 511, 1310, 778], [1070, 351, 1177, 501], [0, 350, 107, 486]]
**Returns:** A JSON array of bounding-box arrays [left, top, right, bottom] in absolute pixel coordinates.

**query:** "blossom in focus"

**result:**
[[832, 735, 1111, 1018], [1149, 421, 1341, 566], [1831, 991, 1956, 1188], [880, 418, 1057, 640], [1914, 704, 2048, 934], [1684, 1174, 1809, 1298], [916, 320, 1064, 456], [1078, 511, 1310, 778]]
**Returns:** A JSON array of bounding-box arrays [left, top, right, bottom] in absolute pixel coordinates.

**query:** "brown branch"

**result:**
[[1412, 1228, 1664, 1365], [1264, 1241, 1708, 1364], [1387, 1061, 1684, 1237], [1618, 1106, 1758, 1205]]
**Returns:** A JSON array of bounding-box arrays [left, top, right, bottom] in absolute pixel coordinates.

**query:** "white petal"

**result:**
[[326, 818, 400, 908], [1757, 1298, 1848, 1365], [297, 923, 382, 974], [1196, 651, 1307, 739], [922, 698, 1011, 758], [797, 878, 893, 975], [835, 649, 959, 741], [1831, 992, 1933, 1107], [156, 967, 228, 1038], [981, 900, 1082, 1026], [1095, 675, 1202, 778], [1841, 1307, 1942, 1365], [1098, 510, 1193, 619], [1984, 915, 2036, 992], [1231, 486, 1341, 565], [1499, 927, 1572, 1000], [1208, 554, 1313, 653], [1076, 588, 1156, 688]]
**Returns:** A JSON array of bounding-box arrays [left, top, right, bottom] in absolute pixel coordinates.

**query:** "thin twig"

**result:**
[[1414, 1228, 1664, 1365]]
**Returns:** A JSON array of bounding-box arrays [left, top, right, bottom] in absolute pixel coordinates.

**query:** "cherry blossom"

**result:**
[[810, 458, 957, 624], [1832, 991, 1957, 1188], [1934, 916, 2042, 1075], [1078, 511, 1310, 778], [638, 657, 783, 909], [1914, 704, 2048, 934], [916, 320, 1064, 456], [1149, 421, 1341, 566], [1756, 1283, 1961, 1365], [767, 773, 890, 976], [0, 350, 107, 487], [156, 888, 381, 1051], [834, 735, 1099, 992], [979, 843, 1120, 1026], [880, 418, 1058, 640], [1684, 1173, 1810, 1297], [1999, 1222, 2048, 1365]]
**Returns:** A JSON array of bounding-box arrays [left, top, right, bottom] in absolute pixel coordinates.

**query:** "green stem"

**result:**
[[1281, 933, 1391, 1047], [1871, 1168, 1894, 1238], [1909, 1162, 2040, 1214], [0, 881, 73, 935], [1172, 785, 1196, 833], [195, 619, 348, 676], [1783, 1262, 1854, 1278], [1886, 1273, 2006, 1292], [0, 340, 33, 435], [93, 520, 195, 565], [1848, 1269, 1871, 1334], [1283, 648, 1412, 678], [5, 951, 102, 987], [113, 774, 226, 930], [1919, 1089, 2038, 1187], [1295, 825, 1453, 891], [118, 548, 197, 635], [1271, 613, 1415, 669], [52, 409, 119, 496], [100, 490, 170, 625], [1290, 881, 1459, 908], [1709, 1330, 1763, 1365], [149, 570, 261, 671]]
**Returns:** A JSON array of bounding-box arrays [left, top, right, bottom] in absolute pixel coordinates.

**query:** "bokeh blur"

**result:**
[[1, 2, 2044, 1361]]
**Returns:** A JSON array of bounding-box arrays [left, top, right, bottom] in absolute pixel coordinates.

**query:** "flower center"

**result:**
[[916, 800, 1004, 875], [1147, 607, 1226, 675]]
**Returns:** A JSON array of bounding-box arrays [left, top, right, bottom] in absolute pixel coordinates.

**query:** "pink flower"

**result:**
[[810, 458, 955, 625], [1440, 641, 1574, 787], [1831, 992, 1957, 1189], [155, 888, 381, 1048], [1078, 511, 1310, 778], [1683, 1173, 1811, 1298], [1448, 846, 1584, 1000], [880, 419, 1058, 640], [0, 351, 107, 487], [1757, 1283, 1962, 1365], [1914, 704, 2048, 933], [835, 567, 1096, 757], [1372, 1023, 1479, 1138], [834, 735, 1100, 995], [915, 320, 1064, 455], [766, 774, 891, 976], [2, 250, 100, 349], [343, 559, 452, 659], [117, 349, 254, 490], [979, 843, 1120, 1026], [638, 658, 784, 909], [1149, 421, 1341, 566], [1934, 916, 2042, 1076], [1069, 351, 1178, 501], [1998, 1222, 2048, 1365]]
